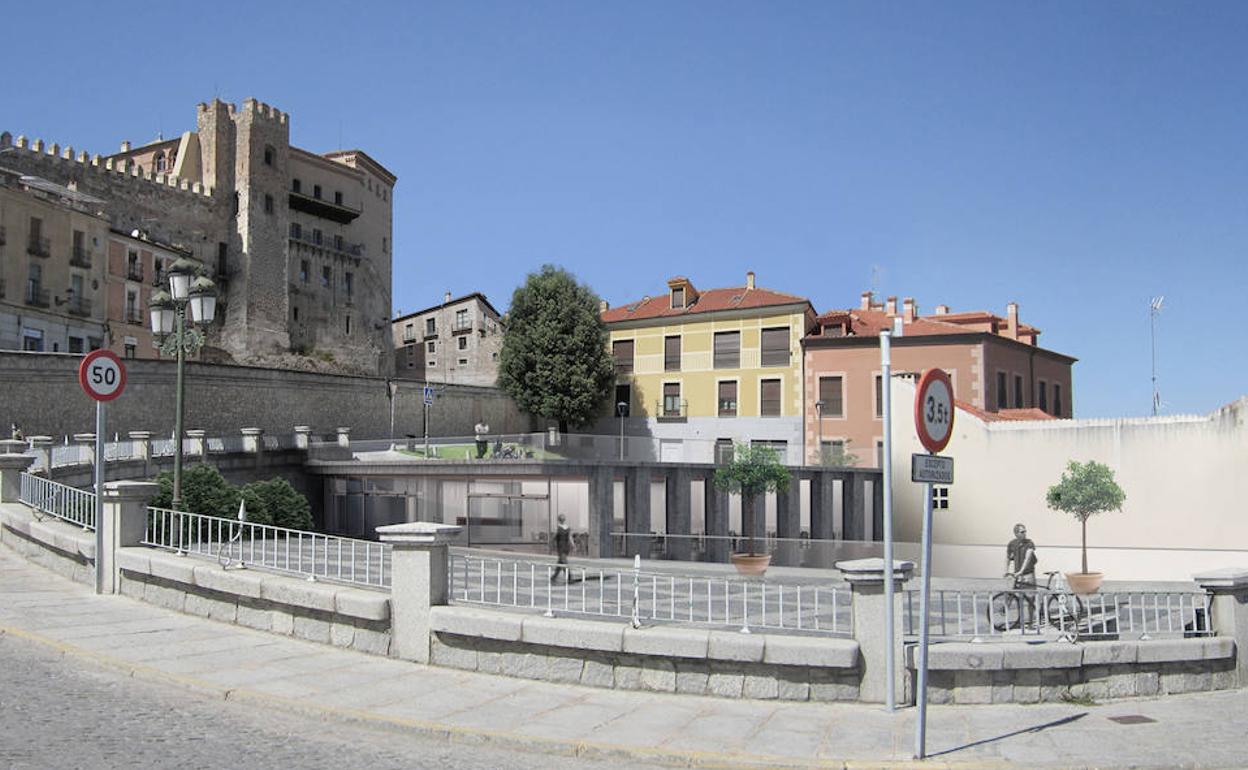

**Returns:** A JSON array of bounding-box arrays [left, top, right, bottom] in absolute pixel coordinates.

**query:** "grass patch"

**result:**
[[1059, 691, 1098, 707]]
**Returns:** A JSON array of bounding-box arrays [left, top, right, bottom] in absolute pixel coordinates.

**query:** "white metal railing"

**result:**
[[450, 553, 851, 636], [903, 588, 1214, 641], [103, 440, 140, 462], [143, 507, 391, 590], [19, 473, 96, 530]]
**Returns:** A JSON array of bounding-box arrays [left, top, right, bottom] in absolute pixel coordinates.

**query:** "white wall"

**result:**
[[889, 377, 1248, 581]]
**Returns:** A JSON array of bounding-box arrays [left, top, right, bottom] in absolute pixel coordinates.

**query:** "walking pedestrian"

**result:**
[[474, 420, 489, 459], [550, 513, 571, 582]]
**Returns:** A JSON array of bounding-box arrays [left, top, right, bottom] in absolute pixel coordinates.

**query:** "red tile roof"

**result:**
[[602, 285, 811, 324], [957, 401, 1057, 422], [812, 308, 1038, 339]]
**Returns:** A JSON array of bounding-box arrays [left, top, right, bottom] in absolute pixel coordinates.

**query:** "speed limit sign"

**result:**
[[914, 368, 954, 454], [78, 349, 127, 402]]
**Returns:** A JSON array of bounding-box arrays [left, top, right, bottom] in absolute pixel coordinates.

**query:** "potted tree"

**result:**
[[1045, 460, 1126, 594], [714, 442, 791, 576]]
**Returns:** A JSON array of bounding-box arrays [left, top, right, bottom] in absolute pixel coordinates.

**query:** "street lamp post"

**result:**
[[149, 257, 217, 510], [814, 400, 825, 465], [616, 401, 628, 461]]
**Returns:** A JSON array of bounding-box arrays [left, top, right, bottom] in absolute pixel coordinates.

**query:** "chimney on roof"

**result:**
[[892, 316, 904, 337], [1006, 302, 1019, 340], [885, 296, 898, 316], [746, 271, 755, 290], [600, 299, 609, 314], [444, 291, 452, 305], [902, 297, 916, 323], [860, 291, 873, 311], [935, 304, 949, 315], [120, 140, 131, 152]]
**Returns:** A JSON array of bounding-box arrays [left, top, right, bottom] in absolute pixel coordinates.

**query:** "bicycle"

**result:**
[[987, 571, 1085, 638]]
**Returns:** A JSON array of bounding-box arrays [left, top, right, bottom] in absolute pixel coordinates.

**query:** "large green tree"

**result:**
[[497, 264, 615, 433]]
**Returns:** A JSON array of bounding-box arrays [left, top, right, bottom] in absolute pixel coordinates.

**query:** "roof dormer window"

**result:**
[[671, 286, 685, 309]]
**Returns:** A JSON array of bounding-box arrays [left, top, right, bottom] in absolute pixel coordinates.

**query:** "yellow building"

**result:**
[[600, 272, 816, 463]]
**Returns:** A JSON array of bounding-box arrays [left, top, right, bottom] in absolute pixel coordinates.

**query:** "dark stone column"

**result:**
[[776, 478, 801, 540], [834, 471, 865, 542], [810, 472, 835, 541], [624, 466, 651, 558], [703, 476, 729, 562], [853, 472, 869, 542], [586, 465, 614, 558], [665, 467, 692, 561], [871, 472, 884, 542]]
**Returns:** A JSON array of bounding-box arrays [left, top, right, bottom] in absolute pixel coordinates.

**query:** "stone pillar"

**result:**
[[837, 557, 915, 704], [832, 472, 861, 541], [586, 465, 614, 558], [871, 474, 884, 542], [336, 427, 352, 448], [623, 466, 651, 558], [241, 427, 264, 454], [852, 473, 869, 542], [0, 451, 34, 503], [810, 472, 835, 541], [665, 467, 692, 561], [703, 476, 729, 562], [774, 475, 802, 566], [377, 521, 462, 664], [100, 481, 160, 594], [128, 431, 153, 477], [293, 426, 313, 450], [28, 436, 52, 476], [73, 433, 96, 469], [185, 429, 207, 458], [1194, 568, 1248, 686]]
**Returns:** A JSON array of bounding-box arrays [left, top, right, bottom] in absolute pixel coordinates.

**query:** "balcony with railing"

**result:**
[[25, 285, 50, 308], [656, 398, 689, 423], [124, 306, 144, 325], [127, 264, 144, 282], [69, 246, 92, 269], [27, 236, 50, 258], [451, 318, 474, 335], [151, 269, 167, 288], [67, 297, 92, 317], [287, 231, 365, 258]]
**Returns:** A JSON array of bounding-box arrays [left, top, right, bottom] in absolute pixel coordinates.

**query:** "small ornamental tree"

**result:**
[[1045, 460, 1126, 574], [714, 443, 791, 556], [497, 265, 615, 434], [150, 464, 239, 519], [243, 477, 313, 531]]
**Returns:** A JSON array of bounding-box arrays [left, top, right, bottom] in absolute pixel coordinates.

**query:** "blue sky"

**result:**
[[3, 1, 1245, 418]]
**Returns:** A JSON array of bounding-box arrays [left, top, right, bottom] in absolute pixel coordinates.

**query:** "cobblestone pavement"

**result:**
[[2, 538, 1246, 769], [0, 632, 664, 770]]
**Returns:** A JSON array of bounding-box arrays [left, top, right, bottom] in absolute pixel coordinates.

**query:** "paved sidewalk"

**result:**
[[0, 546, 1241, 769]]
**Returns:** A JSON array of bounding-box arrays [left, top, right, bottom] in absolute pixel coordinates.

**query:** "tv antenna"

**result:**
[[1149, 296, 1164, 416]]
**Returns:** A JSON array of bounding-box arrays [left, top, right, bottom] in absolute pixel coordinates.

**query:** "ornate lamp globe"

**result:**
[[187, 276, 218, 324], [167, 257, 199, 301], [148, 290, 175, 336]]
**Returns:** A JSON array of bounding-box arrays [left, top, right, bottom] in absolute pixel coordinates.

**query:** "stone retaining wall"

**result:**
[[429, 606, 861, 701], [0, 503, 390, 657], [908, 639, 1237, 704]]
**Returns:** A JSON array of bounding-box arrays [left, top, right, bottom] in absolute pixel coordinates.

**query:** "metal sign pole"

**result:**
[[914, 473, 935, 759], [423, 401, 430, 458], [93, 400, 105, 595], [880, 331, 896, 711]]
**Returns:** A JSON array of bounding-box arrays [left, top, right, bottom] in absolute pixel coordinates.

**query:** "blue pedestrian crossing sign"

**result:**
[[423, 385, 435, 406]]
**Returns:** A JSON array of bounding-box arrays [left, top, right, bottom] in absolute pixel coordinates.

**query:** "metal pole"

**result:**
[[171, 304, 186, 510], [93, 400, 105, 595], [1150, 303, 1158, 417], [618, 411, 625, 461], [423, 401, 430, 458], [914, 475, 935, 760], [880, 330, 896, 711]]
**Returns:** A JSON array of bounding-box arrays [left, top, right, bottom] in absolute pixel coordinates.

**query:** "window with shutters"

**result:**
[[662, 382, 682, 417], [717, 380, 738, 417], [670, 287, 685, 309], [760, 327, 789, 367], [760, 378, 782, 417], [613, 339, 634, 374], [715, 439, 735, 465], [874, 374, 884, 418], [713, 331, 739, 369], [664, 335, 681, 371], [818, 376, 844, 417]]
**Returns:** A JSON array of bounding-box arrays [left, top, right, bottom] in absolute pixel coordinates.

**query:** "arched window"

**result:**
[[263, 145, 275, 166], [155, 152, 166, 172]]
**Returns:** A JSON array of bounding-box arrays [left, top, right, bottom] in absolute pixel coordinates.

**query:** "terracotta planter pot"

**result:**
[[1064, 571, 1104, 594], [731, 553, 772, 577]]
